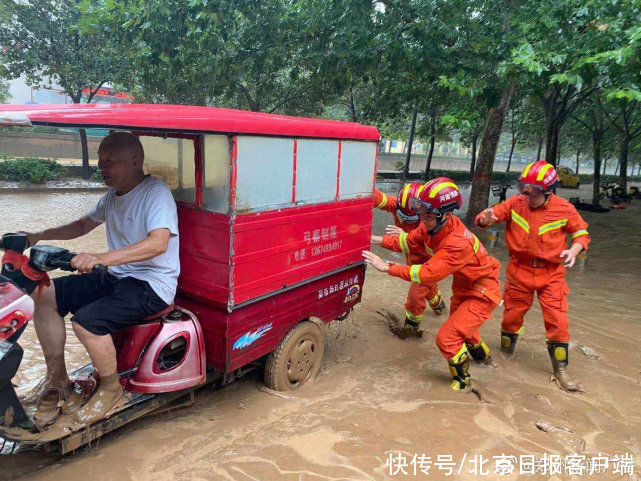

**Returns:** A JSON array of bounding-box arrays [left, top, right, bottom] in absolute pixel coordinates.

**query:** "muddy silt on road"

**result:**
[[1, 184, 640, 480]]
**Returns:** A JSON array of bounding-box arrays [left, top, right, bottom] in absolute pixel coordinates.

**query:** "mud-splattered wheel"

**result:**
[[264, 321, 324, 391]]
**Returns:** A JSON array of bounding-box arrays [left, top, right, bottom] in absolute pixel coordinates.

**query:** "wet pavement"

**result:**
[[1, 185, 640, 480]]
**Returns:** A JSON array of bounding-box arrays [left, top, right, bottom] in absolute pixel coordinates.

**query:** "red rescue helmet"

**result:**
[[518, 160, 559, 193], [409, 177, 463, 215], [395, 182, 423, 223]]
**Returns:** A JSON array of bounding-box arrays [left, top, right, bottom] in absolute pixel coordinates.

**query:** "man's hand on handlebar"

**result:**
[[71, 253, 105, 274]]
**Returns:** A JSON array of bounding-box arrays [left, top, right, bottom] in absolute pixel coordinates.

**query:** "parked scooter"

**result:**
[[628, 186, 641, 199], [599, 181, 632, 204], [491, 181, 512, 203]]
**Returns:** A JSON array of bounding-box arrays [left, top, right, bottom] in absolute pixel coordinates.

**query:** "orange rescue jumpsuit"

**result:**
[[374, 189, 442, 323], [487, 194, 590, 342], [382, 215, 501, 359]]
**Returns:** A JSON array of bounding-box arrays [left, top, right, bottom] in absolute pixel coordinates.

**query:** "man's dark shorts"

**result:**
[[54, 272, 169, 336]]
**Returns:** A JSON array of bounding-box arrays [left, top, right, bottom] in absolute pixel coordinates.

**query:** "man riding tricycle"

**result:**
[[0, 103, 379, 454]]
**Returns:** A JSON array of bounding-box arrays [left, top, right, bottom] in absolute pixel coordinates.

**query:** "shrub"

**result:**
[[90, 168, 104, 182], [0, 156, 67, 183]]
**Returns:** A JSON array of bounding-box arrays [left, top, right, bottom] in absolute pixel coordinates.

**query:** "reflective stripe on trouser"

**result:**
[[404, 281, 440, 321], [435, 295, 497, 359], [501, 259, 570, 342]]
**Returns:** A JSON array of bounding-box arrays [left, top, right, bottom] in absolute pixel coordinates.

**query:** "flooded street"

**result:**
[[2, 185, 641, 480]]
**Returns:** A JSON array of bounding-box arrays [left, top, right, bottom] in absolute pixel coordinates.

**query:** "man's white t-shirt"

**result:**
[[88, 175, 180, 305]]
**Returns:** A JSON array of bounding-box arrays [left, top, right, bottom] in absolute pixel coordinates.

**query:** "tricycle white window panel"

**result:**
[[203, 135, 231, 213], [339, 141, 377, 199], [140, 136, 196, 203], [295, 139, 339, 204], [235, 136, 294, 211]]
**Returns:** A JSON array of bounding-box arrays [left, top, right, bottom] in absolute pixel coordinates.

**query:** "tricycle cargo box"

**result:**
[[162, 135, 378, 310]]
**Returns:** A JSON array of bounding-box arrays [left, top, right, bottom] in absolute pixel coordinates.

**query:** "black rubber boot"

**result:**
[[500, 330, 520, 356], [466, 340, 496, 366], [448, 352, 471, 391], [390, 317, 423, 339], [547, 341, 581, 392], [405, 318, 420, 330]]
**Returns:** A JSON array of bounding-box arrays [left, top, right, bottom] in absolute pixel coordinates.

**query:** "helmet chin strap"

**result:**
[[428, 214, 447, 235]]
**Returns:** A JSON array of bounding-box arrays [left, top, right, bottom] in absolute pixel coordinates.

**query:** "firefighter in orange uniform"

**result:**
[[373, 184, 446, 337], [475, 160, 590, 391], [365, 178, 501, 391]]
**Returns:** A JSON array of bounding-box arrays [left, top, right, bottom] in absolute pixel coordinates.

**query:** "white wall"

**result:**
[[5, 75, 69, 104]]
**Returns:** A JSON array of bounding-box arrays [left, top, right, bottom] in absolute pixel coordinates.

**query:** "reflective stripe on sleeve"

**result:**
[[376, 193, 388, 208], [409, 265, 422, 284], [570, 229, 588, 239], [399, 233, 409, 253]]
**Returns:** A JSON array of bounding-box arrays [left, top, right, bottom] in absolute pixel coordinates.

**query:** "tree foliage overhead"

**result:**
[[0, 0, 126, 102], [0, 77, 9, 104], [1, 0, 640, 194]]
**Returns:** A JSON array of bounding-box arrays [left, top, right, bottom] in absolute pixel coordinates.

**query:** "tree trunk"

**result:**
[[614, 159, 620, 176], [506, 136, 516, 172], [602, 158, 607, 175], [546, 118, 560, 165], [68, 93, 91, 180], [467, 85, 513, 220], [619, 135, 629, 189], [403, 106, 418, 179], [575, 148, 580, 174], [536, 136, 544, 161], [556, 140, 562, 165], [469, 134, 478, 180], [348, 88, 357, 123], [592, 132, 603, 205], [543, 88, 561, 165], [424, 128, 436, 180], [79, 128, 90, 180]]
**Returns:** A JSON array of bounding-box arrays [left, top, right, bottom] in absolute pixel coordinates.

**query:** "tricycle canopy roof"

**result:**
[[0, 103, 380, 141]]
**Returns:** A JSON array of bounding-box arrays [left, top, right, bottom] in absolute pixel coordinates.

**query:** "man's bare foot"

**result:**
[[72, 373, 123, 426]]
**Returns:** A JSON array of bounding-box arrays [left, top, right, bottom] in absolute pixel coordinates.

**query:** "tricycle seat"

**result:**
[[142, 304, 175, 322]]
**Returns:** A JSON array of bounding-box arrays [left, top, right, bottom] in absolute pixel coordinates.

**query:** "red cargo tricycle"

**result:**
[[0, 104, 379, 453]]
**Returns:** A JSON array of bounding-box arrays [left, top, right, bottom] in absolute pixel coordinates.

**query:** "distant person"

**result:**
[[475, 160, 590, 391], [373, 183, 446, 338], [23, 131, 179, 426], [364, 178, 501, 391]]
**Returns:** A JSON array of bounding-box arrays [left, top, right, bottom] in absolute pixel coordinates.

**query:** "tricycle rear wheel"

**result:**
[[264, 321, 324, 391]]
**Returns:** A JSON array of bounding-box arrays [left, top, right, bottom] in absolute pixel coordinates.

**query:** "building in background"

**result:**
[[4, 76, 133, 104]]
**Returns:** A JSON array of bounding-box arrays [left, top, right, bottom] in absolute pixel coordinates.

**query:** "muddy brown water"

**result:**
[[1, 185, 640, 480]]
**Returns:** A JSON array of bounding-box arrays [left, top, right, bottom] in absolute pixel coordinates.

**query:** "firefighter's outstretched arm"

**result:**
[[475, 196, 515, 228]]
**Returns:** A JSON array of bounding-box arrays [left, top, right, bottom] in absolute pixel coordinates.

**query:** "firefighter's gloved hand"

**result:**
[[560, 243, 583, 268], [362, 250, 390, 272], [385, 225, 404, 236], [475, 208, 498, 228]]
